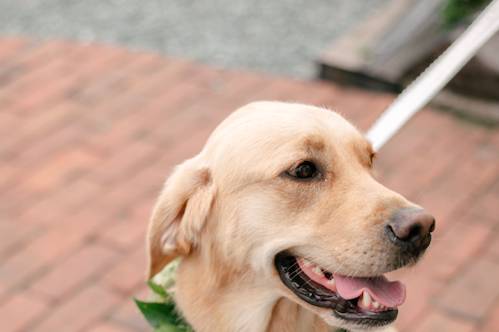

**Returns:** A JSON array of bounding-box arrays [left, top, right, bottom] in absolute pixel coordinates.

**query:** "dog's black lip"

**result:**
[[274, 252, 398, 327]]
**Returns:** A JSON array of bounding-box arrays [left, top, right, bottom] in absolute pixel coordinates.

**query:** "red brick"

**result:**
[[8, 122, 89, 174], [341, 92, 392, 130], [436, 257, 499, 321], [0, 113, 21, 139], [416, 146, 498, 231], [390, 265, 444, 331], [87, 321, 135, 332], [0, 211, 106, 288], [16, 41, 72, 67], [18, 178, 102, 227], [90, 160, 165, 221], [30, 243, 118, 300], [62, 53, 136, 107], [12, 73, 78, 112], [376, 111, 467, 196], [411, 311, 475, 332], [148, 70, 265, 145], [17, 148, 98, 194], [117, 57, 195, 99], [71, 44, 134, 78], [288, 80, 343, 107], [241, 74, 341, 110], [87, 76, 209, 154], [125, 198, 156, 234], [0, 221, 42, 258], [0, 290, 48, 332], [110, 287, 150, 331], [92, 189, 143, 222], [98, 217, 146, 250], [0, 103, 75, 161], [247, 76, 316, 101], [6, 45, 109, 113], [7, 46, 129, 115], [422, 221, 492, 280], [13, 101, 83, 146], [485, 232, 499, 262], [72, 44, 130, 78], [54, 178, 103, 212], [0, 42, 80, 99], [127, 158, 171, 195], [102, 246, 145, 294], [0, 37, 27, 62], [68, 52, 162, 108], [91, 141, 158, 185], [0, 41, 67, 86], [149, 121, 213, 168], [0, 281, 7, 302], [480, 300, 499, 332], [32, 284, 120, 332], [395, 125, 483, 201], [468, 178, 499, 225], [0, 163, 17, 193]]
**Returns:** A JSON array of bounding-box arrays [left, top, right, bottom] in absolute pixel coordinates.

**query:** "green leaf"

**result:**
[[147, 280, 168, 299], [134, 299, 192, 332], [154, 325, 186, 332], [154, 258, 180, 290], [134, 299, 177, 327], [442, 0, 491, 27]]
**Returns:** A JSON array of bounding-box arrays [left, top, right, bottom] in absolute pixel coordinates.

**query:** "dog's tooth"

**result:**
[[362, 291, 371, 308], [372, 300, 380, 309], [312, 266, 322, 275], [302, 259, 312, 267], [326, 278, 336, 291]]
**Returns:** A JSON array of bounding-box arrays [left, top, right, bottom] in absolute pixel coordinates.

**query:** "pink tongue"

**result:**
[[333, 273, 406, 308]]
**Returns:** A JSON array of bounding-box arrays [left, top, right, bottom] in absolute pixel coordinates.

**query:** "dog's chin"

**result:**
[[274, 252, 406, 329]]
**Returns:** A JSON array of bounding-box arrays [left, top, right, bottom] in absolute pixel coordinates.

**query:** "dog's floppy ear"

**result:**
[[146, 157, 216, 279]]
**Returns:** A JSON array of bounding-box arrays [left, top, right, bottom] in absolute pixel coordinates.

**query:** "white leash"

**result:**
[[366, 0, 499, 151]]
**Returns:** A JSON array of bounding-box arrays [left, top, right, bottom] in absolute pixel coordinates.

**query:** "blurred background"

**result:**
[[0, 0, 497, 331], [0, 0, 388, 78]]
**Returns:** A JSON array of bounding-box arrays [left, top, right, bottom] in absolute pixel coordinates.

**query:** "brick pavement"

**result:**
[[0, 37, 498, 331]]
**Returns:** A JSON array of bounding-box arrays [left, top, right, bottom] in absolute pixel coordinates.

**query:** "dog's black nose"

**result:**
[[386, 208, 435, 251]]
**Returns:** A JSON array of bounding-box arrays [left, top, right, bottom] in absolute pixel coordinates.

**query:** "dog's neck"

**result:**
[[173, 253, 332, 332]]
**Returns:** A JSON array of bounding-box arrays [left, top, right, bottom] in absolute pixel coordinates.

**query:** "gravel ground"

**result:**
[[0, 0, 388, 78]]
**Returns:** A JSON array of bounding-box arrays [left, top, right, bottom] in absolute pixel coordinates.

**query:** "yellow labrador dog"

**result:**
[[147, 102, 435, 332]]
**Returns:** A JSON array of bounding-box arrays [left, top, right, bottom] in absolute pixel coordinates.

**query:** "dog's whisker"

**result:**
[[300, 273, 316, 289], [283, 261, 300, 278], [288, 265, 303, 280], [289, 264, 309, 281]]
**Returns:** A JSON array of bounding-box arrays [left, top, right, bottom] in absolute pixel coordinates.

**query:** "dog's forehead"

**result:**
[[206, 102, 364, 151]]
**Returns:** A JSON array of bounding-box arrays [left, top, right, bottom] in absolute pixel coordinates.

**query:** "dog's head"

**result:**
[[147, 102, 435, 330]]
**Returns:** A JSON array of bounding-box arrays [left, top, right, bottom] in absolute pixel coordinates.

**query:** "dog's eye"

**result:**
[[287, 161, 318, 179]]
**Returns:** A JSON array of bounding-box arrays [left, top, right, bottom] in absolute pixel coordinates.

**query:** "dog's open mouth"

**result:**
[[274, 252, 406, 327]]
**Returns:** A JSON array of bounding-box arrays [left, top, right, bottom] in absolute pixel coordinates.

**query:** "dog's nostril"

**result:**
[[385, 224, 399, 242], [404, 224, 422, 242], [429, 219, 436, 233]]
